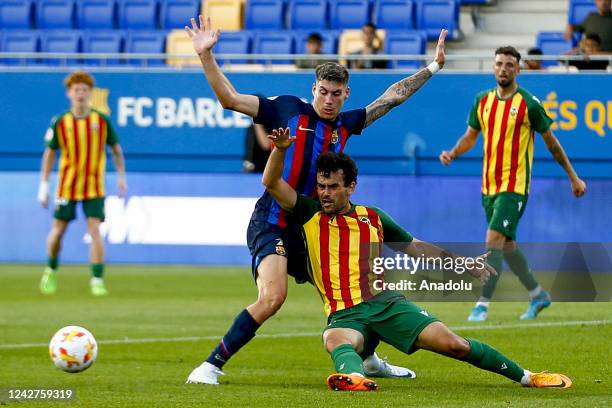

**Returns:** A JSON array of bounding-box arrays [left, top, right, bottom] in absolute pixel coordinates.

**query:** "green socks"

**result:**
[[48, 256, 58, 270], [91, 263, 104, 278], [464, 338, 525, 383], [331, 344, 364, 375], [504, 248, 539, 291], [482, 248, 503, 299]]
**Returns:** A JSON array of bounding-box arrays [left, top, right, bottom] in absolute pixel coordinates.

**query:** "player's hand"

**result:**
[[467, 253, 497, 284], [185, 15, 220, 56], [571, 177, 586, 197], [117, 175, 128, 198], [37, 180, 50, 208], [267, 127, 295, 151], [434, 29, 447, 68], [439, 150, 454, 166]]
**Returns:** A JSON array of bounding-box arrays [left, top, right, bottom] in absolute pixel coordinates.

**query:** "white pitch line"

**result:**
[[0, 319, 609, 350]]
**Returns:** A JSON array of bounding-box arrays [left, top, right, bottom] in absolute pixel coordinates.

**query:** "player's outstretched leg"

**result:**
[[415, 321, 572, 388], [186, 255, 288, 385]]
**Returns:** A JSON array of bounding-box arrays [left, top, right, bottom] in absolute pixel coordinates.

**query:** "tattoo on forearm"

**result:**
[[365, 69, 432, 127]]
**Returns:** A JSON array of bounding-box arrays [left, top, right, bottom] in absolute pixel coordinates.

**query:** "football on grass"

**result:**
[[49, 326, 98, 373]]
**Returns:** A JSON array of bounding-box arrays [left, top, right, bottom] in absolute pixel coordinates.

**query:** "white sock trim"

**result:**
[[520, 370, 532, 386]]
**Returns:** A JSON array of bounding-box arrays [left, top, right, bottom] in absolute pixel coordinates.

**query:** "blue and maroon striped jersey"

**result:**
[[252, 95, 366, 227]]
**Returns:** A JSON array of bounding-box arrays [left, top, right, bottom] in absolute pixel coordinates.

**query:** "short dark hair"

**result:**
[[585, 33, 602, 44], [307, 32, 322, 43], [363, 22, 377, 30], [495, 46, 521, 63], [316, 152, 358, 186], [315, 62, 349, 85]]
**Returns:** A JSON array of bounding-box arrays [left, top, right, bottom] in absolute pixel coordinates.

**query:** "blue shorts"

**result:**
[[246, 219, 311, 284]]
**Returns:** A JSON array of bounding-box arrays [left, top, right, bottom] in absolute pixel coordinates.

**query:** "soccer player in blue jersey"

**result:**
[[185, 15, 447, 385]]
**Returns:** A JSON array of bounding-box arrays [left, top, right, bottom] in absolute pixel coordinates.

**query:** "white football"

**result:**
[[48, 326, 98, 373]]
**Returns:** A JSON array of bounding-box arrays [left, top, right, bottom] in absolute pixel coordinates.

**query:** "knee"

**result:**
[[256, 290, 287, 317], [444, 336, 471, 359]]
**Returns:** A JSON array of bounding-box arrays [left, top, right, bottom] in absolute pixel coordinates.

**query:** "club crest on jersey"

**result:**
[[331, 129, 339, 144], [275, 238, 286, 256], [510, 107, 518, 117], [359, 216, 371, 225]]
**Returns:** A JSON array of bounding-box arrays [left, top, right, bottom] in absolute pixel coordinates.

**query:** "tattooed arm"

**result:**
[[541, 129, 586, 197], [364, 29, 447, 128]]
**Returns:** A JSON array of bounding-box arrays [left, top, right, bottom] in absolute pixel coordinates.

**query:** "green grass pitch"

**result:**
[[1, 264, 610, 407]]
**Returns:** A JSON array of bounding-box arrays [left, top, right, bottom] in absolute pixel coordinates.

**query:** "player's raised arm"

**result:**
[[540, 129, 586, 197], [439, 126, 480, 165], [262, 128, 298, 211], [185, 15, 259, 117], [363, 29, 447, 128]]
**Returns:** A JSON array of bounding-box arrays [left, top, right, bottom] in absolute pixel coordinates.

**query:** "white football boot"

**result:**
[[363, 352, 416, 378], [186, 362, 225, 385]]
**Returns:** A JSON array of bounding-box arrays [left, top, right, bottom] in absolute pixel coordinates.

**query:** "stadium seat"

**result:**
[[568, 0, 597, 26], [373, 0, 415, 30], [288, 0, 328, 30], [253, 31, 294, 64], [160, 0, 199, 30], [330, 0, 370, 30], [166, 28, 199, 66], [119, 0, 159, 30], [125, 30, 166, 65], [0, 0, 34, 29], [338, 28, 385, 65], [384, 30, 426, 68], [245, 0, 285, 30], [82, 30, 124, 65], [294, 30, 338, 54], [536, 31, 575, 67], [40, 30, 81, 65], [37, 0, 76, 29], [202, 0, 243, 30], [76, 0, 116, 29], [0, 30, 39, 65], [215, 30, 253, 64], [415, 0, 457, 40]]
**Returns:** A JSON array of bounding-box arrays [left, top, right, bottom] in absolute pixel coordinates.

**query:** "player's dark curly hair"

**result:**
[[316, 152, 358, 186], [495, 46, 521, 63], [315, 62, 349, 85]]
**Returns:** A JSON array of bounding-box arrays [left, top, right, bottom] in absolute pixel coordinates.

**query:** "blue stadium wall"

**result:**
[[0, 71, 610, 264]]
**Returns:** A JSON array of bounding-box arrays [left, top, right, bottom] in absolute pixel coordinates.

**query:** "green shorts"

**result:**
[[53, 197, 105, 222], [325, 291, 439, 355], [482, 192, 528, 241]]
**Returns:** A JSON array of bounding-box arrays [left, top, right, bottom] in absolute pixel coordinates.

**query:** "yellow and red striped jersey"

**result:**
[[45, 109, 119, 201], [293, 195, 413, 316], [468, 87, 553, 196]]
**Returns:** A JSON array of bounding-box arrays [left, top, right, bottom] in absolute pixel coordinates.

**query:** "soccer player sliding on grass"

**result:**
[[263, 127, 573, 391]]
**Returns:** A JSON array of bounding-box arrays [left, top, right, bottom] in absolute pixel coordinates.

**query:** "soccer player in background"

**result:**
[[185, 15, 447, 384], [263, 127, 572, 391], [439, 47, 586, 322], [38, 71, 127, 296]]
